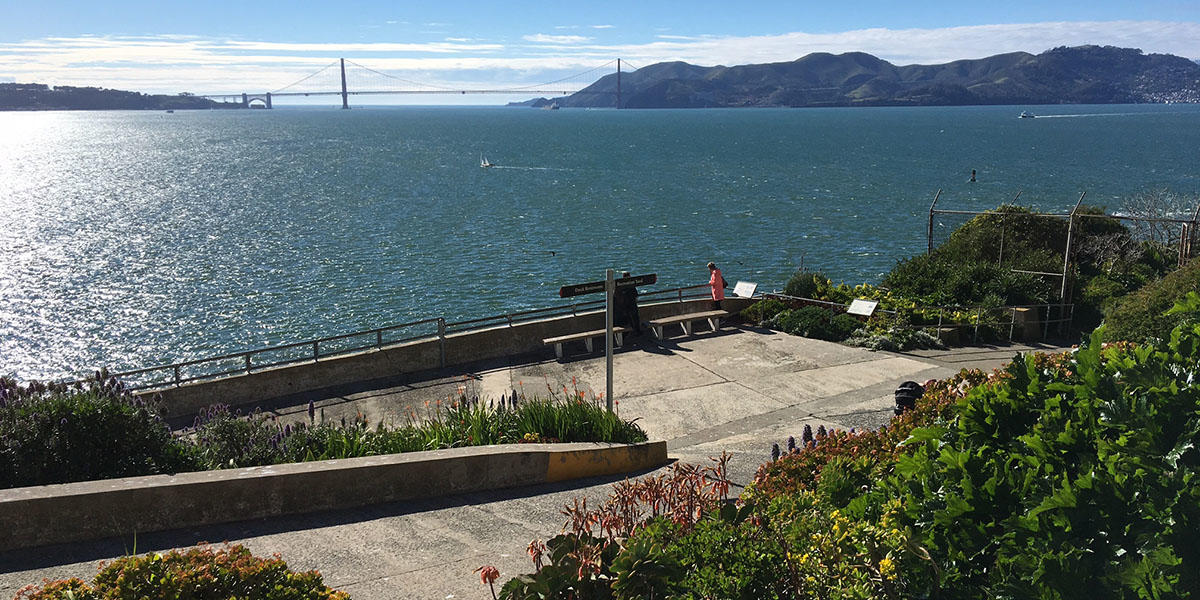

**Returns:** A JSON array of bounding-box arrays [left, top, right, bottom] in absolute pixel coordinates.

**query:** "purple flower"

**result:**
[[786, 436, 796, 453], [308, 400, 316, 422], [802, 424, 814, 445], [771, 443, 780, 462]]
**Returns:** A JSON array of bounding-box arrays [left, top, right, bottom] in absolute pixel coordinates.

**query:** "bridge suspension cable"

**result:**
[[270, 60, 340, 94]]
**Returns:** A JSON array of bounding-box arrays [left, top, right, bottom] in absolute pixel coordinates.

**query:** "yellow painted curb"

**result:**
[[545, 441, 667, 483]]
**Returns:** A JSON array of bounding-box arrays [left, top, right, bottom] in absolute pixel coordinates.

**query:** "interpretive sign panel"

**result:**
[[732, 281, 757, 298], [847, 299, 879, 317], [560, 274, 656, 298]]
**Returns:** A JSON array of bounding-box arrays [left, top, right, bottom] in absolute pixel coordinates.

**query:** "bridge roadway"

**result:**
[[0, 327, 1070, 599]]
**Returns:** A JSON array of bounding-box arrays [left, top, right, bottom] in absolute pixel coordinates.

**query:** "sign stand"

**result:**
[[604, 269, 614, 411], [559, 272, 657, 413]]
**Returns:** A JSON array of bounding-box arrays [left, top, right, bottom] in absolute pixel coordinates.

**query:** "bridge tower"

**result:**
[[340, 58, 350, 110], [616, 59, 621, 109]]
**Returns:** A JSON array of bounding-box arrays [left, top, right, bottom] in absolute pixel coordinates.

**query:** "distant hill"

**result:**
[[0, 83, 242, 111], [516, 46, 1200, 109]]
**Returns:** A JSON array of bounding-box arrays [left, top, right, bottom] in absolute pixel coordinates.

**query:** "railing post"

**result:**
[[245, 353, 252, 373], [376, 330, 383, 349], [937, 308, 943, 341], [174, 365, 181, 386], [312, 341, 319, 361], [1043, 305, 1052, 340], [973, 307, 982, 344], [1009, 308, 1017, 341], [438, 318, 447, 368]]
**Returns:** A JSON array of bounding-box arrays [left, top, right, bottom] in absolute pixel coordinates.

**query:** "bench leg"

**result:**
[[554, 343, 563, 360], [615, 332, 624, 347], [708, 317, 720, 331], [682, 321, 693, 336], [585, 338, 594, 353], [652, 325, 663, 340]]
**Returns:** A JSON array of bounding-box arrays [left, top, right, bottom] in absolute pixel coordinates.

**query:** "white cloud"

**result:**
[[522, 34, 591, 44], [591, 25, 614, 30], [2, 21, 1198, 99]]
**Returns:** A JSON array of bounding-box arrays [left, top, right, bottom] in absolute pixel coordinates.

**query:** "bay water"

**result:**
[[2, 104, 1198, 380]]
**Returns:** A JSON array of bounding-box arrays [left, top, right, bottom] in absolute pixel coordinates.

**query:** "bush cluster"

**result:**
[[766, 306, 861, 342], [190, 391, 647, 470], [882, 205, 1174, 331], [1102, 257, 1200, 343], [1, 380, 646, 489], [0, 372, 195, 488], [16, 544, 348, 599], [495, 295, 1200, 598]]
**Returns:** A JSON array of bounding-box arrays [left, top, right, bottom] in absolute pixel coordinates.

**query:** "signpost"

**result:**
[[559, 272, 656, 411], [847, 299, 879, 317]]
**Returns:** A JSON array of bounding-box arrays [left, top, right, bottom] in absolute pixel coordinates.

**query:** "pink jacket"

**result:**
[[709, 268, 725, 301]]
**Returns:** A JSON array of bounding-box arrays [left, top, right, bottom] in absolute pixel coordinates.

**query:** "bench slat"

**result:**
[[542, 327, 630, 345], [647, 310, 729, 326]]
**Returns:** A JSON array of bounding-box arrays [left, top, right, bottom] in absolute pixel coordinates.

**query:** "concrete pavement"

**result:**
[[0, 326, 1072, 599]]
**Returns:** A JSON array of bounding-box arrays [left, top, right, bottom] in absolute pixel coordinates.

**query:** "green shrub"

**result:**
[[188, 393, 648, 471], [783, 270, 825, 298], [888, 295, 1200, 597], [769, 306, 859, 342], [16, 544, 349, 599], [0, 373, 197, 488], [1103, 257, 1200, 342], [739, 299, 787, 324], [628, 513, 789, 600]]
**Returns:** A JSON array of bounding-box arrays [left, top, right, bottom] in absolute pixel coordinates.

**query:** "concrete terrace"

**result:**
[[0, 326, 1071, 600]]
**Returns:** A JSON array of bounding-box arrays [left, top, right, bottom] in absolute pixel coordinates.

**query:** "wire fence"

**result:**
[[761, 292, 1073, 345]]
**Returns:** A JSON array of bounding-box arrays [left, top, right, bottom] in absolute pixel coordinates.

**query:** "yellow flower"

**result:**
[[879, 557, 897, 580]]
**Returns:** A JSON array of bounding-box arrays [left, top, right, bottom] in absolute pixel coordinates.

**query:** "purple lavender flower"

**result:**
[[307, 400, 316, 422], [771, 443, 780, 462], [787, 436, 796, 453], [816, 425, 827, 438], [802, 424, 814, 445]]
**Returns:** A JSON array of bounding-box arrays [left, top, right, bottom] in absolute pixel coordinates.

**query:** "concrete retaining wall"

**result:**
[[146, 297, 754, 419], [0, 441, 667, 551]]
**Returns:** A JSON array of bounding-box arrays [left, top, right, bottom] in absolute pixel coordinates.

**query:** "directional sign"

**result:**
[[559, 274, 656, 298]]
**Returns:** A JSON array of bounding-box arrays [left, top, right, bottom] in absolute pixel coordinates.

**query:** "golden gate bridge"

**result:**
[[196, 58, 630, 109]]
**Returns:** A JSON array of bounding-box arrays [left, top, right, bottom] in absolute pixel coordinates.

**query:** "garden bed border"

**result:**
[[0, 440, 667, 551]]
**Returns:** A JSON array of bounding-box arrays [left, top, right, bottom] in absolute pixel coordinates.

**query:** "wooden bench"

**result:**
[[648, 310, 730, 340], [543, 326, 631, 360]]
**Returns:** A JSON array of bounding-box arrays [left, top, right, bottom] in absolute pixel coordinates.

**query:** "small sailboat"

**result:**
[[1019, 111, 1035, 119], [480, 154, 494, 168]]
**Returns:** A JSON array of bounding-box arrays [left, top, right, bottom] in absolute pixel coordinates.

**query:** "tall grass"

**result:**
[[187, 388, 647, 470], [2, 374, 647, 488]]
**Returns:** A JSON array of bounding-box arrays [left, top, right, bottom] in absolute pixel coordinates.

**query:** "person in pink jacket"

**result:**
[[707, 262, 727, 309]]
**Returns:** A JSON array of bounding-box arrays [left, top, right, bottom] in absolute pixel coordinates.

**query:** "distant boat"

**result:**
[[1019, 111, 1035, 119], [165, 109, 174, 113], [480, 154, 494, 168]]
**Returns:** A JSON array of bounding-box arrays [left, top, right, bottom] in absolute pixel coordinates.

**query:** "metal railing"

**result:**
[[68, 284, 716, 392], [761, 293, 1074, 344]]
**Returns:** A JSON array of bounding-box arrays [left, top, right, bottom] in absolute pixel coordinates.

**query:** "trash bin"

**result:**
[[894, 381, 925, 415]]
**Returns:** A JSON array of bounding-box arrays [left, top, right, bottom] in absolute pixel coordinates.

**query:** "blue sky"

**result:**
[[2, 1, 1199, 104]]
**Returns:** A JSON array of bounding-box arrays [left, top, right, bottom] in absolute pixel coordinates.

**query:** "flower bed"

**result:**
[[0, 375, 646, 489], [16, 544, 347, 599]]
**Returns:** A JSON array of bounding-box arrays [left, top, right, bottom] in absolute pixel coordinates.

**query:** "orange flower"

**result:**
[[475, 565, 500, 584]]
